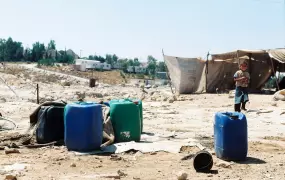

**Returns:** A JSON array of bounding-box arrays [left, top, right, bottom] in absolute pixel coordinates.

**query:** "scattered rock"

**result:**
[[75, 91, 86, 99], [0, 146, 5, 150], [5, 149, 20, 154], [228, 90, 235, 98], [264, 173, 273, 179], [5, 175, 17, 180], [168, 98, 174, 103], [61, 80, 71, 86], [271, 102, 277, 107], [176, 171, 188, 180], [86, 92, 103, 98], [110, 154, 122, 161], [117, 170, 127, 177], [0, 97, 6, 103], [216, 160, 232, 168], [273, 90, 285, 101], [277, 163, 283, 166], [70, 163, 76, 167], [8, 143, 20, 149]]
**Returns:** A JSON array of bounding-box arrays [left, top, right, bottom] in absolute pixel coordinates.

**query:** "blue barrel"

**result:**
[[214, 112, 248, 161], [64, 102, 103, 152]]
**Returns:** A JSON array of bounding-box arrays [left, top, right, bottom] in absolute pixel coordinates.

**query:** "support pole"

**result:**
[[270, 58, 280, 91], [248, 53, 252, 88], [205, 52, 209, 93], [36, 84, 39, 104], [162, 49, 174, 95]]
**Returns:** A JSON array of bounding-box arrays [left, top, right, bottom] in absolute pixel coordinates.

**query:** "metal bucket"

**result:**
[[193, 150, 213, 172]]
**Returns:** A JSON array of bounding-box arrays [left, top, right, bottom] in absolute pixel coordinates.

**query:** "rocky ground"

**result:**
[[0, 64, 285, 180]]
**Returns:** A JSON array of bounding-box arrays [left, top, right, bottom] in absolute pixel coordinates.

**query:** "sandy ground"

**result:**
[[0, 64, 285, 179]]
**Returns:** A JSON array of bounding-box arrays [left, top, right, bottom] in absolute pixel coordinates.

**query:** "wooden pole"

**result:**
[[162, 49, 174, 95], [36, 84, 39, 104], [270, 57, 280, 91], [248, 53, 252, 88], [205, 52, 209, 93]]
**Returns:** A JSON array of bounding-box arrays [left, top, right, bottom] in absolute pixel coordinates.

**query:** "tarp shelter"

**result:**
[[164, 49, 285, 94]]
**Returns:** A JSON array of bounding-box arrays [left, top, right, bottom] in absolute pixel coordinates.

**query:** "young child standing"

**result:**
[[233, 62, 250, 112]]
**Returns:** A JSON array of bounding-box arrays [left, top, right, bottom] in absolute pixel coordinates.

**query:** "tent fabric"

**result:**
[[206, 61, 238, 92], [211, 50, 267, 60], [268, 49, 285, 63], [164, 54, 274, 94], [164, 55, 206, 94]]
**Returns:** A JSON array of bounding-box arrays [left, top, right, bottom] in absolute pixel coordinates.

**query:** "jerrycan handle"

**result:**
[[223, 112, 239, 120], [229, 115, 239, 120]]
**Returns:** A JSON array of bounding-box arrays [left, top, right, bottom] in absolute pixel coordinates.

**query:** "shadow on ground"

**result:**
[[236, 157, 266, 164]]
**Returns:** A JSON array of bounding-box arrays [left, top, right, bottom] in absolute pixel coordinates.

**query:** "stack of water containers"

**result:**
[[214, 112, 248, 161], [64, 99, 143, 152]]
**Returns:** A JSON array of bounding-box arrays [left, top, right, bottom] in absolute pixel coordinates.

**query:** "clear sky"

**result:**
[[0, 0, 284, 61]]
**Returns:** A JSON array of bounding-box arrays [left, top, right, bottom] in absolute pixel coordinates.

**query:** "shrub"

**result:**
[[38, 59, 55, 67]]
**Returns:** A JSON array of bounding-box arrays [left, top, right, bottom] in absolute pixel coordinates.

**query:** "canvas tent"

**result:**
[[164, 48, 285, 94], [164, 55, 206, 94]]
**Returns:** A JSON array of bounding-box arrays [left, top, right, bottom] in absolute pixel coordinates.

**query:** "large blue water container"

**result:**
[[64, 102, 103, 152], [214, 112, 248, 161]]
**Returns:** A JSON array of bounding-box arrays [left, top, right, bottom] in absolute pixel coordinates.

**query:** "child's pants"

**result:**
[[234, 102, 246, 112]]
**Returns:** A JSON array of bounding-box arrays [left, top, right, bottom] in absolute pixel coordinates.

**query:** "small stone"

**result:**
[[61, 80, 71, 86], [70, 163, 76, 167], [5, 149, 20, 154], [117, 170, 127, 177], [216, 161, 232, 168], [177, 171, 188, 180], [5, 175, 17, 180], [0, 97, 6, 103], [168, 98, 174, 103], [271, 102, 277, 107], [207, 175, 213, 177], [0, 146, 5, 150]]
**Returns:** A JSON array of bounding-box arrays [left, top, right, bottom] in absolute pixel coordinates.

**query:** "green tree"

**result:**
[[48, 40, 56, 50], [156, 61, 166, 72], [0, 37, 24, 61], [128, 59, 134, 66], [88, 55, 94, 60], [118, 58, 128, 72], [105, 54, 113, 65], [23, 48, 32, 61], [112, 54, 118, 64], [32, 42, 45, 62], [97, 56, 105, 63], [147, 55, 157, 76], [133, 58, 140, 66], [0, 39, 6, 61]]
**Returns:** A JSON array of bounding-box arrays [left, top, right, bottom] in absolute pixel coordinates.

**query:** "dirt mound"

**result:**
[[41, 66, 126, 85]]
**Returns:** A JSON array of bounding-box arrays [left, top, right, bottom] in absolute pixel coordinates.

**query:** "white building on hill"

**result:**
[[75, 59, 111, 71]]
